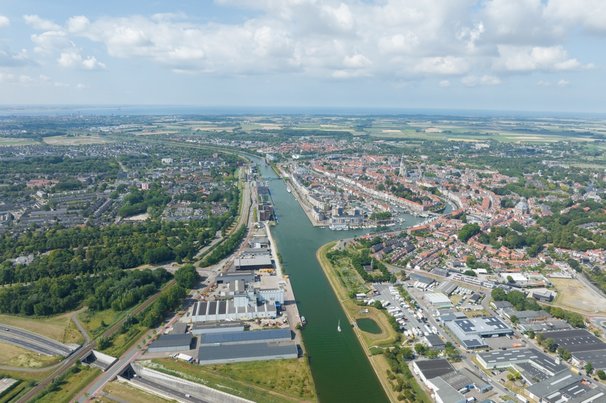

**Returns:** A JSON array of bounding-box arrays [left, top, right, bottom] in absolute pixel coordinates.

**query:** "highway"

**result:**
[[15, 280, 174, 403], [0, 325, 73, 356]]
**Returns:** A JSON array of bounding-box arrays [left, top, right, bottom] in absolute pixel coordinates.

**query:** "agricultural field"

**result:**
[[149, 358, 316, 403], [550, 278, 606, 315], [0, 342, 61, 368], [0, 312, 83, 344], [0, 137, 39, 146], [42, 135, 111, 145]]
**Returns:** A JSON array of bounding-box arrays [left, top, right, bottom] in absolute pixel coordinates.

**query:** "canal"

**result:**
[[254, 160, 424, 403]]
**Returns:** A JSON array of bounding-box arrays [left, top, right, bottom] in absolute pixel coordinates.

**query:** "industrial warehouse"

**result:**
[[146, 325, 298, 365], [445, 316, 513, 349]]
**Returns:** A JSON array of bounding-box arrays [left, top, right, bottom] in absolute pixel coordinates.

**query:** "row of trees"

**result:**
[[200, 225, 247, 267]]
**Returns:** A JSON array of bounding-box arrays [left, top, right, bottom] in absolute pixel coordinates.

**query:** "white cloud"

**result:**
[[66, 16, 90, 33], [557, 79, 570, 87], [414, 57, 469, 76], [13, 1, 595, 83], [23, 15, 61, 31], [439, 79, 451, 87], [0, 72, 35, 84], [0, 49, 32, 67], [0, 15, 10, 28], [461, 75, 502, 87], [545, 0, 606, 34], [58, 50, 105, 70], [31, 30, 71, 54], [495, 45, 585, 72]]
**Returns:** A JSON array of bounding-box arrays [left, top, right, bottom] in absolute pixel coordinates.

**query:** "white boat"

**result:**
[[337, 319, 341, 332], [301, 316, 307, 326], [286, 185, 292, 193]]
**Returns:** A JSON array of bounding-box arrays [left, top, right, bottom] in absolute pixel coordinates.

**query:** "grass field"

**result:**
[[42, 135, 111, 145], [100, 381, 173, 403], [149, 358, 315, 402], [0, 341, 61, 368], [550, 278, 606, 315], [35, 365, 100, 403], [78, 309, 123, 338], [0, 312, 83, 344], [0, 137, 39, 146]]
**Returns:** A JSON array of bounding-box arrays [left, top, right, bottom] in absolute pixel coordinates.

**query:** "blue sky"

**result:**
[[0, 0, 605, 113]]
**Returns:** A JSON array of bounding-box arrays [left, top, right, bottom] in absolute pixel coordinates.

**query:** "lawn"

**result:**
[[0, 341, 61, 368], [101, 381, 173, 403], [0, 312, 83, 344], [34, 365, 100, 403], [149, 358, 316, 402]]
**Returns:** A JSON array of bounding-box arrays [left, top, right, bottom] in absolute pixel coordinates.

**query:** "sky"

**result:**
[[0, 0, 605, 113]]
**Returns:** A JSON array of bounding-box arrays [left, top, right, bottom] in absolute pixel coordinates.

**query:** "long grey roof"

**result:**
[[200, 328, 292, 345], [149, 334, 193, 349], [198, 341, 298, 362]]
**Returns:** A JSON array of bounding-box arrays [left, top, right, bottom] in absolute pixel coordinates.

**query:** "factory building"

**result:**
[[148, 334, 194, 353]]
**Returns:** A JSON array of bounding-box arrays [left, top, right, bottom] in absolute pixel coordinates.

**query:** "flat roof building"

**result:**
[[191, 323, 245, 335], [412, 359, 455, 386], [191, 300, 276, 323], [446, 316, 513, 349], [425, 292, 453, 309], [200, 328, 292, 345], [476, 348, 566, 380], [198, 341, 298, 365], [148, 334, 194, 353]]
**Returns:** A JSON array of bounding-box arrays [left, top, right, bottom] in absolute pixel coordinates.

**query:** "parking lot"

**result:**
[[371, 283, 437, 340]]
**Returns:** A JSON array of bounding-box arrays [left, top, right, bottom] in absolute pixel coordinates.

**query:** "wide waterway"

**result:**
[[254, 159, 425, 403]]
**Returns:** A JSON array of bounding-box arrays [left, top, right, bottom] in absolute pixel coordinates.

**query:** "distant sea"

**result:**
[[0, 105, 604, 119]]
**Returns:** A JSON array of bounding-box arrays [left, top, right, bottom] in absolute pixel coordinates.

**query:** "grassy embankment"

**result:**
[[148, 358, 316, 403], [0, 342, 61, 368], [0, 312, 83, 344], [317, 241, 431, 403], [33, 365, 100, 403]]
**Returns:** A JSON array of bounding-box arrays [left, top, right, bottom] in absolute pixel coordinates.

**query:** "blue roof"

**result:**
[[200, 328, 292, 344]]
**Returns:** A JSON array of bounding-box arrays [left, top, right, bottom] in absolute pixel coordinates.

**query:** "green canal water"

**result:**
[[255, 160, 424, 403]]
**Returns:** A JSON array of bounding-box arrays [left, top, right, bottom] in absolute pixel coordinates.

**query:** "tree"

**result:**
[[174, 264, 200, 289], [597, 370, 606, 380], [545, 338, 557, 353], [414, 343, 427, 355], [401, 347, 414, 360], [510, 315, 519, 325], [557, 347, 571, 361], [585, 362, 594, 375], [458, 223, 481, 243]]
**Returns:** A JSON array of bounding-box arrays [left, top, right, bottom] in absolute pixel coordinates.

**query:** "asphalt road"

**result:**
[[129, 377, 207, 403], [0, 334, 58, 356], [16, 280, 174, 403], [0, 325, 73, 356]]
